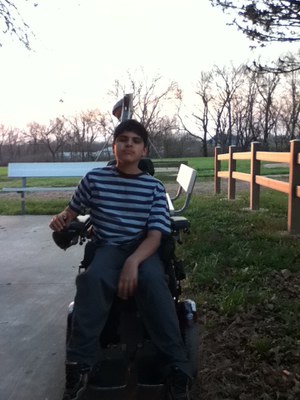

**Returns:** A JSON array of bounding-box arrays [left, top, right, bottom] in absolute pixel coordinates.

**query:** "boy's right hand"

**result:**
[[118, 257, 139, 300], [49, 211, 72, 231]]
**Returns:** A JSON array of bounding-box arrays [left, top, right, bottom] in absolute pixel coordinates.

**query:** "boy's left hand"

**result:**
[[118, 257, 139, 300]]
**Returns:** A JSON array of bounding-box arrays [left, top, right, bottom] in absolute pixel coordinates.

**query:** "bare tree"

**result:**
[[150, 115, 181, 157], [212, 64, 245, 149], [210, 0, 300, 72], [255, 72, 280, 148], [5, 126, 20, 161], [179, 71, 214, 157], [26, 118, 66, 161], [210, 0, 300, 45], [231, 70, 260, 149], [279, 65, 300, 142], [66, 109, 109, 161], [25, 120, 65, 161], [0, 1, 37, 49], [0, 124, 8, 162], [25, 121, 43, 157], [110, 70, 181, 154]]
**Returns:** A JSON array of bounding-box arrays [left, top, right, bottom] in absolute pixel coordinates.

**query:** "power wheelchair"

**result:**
[[52, 159, 199, 397], [52, 96, 199, 397]]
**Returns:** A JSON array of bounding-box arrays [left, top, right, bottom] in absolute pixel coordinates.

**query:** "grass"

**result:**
[[0, 157, 289, 189], [153, 157, 289, 177], [175, 190, 299, 338], [184, 192, 293, 277], [0, 198, 69, 215], [249, 337, 274, 356]]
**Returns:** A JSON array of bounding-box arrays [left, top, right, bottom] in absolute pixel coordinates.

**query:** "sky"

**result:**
[[0, 0, 298, 129]]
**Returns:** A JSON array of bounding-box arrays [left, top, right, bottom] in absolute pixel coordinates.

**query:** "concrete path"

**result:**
[[0, 216, 165, 400], [0, 216, 84, 400]]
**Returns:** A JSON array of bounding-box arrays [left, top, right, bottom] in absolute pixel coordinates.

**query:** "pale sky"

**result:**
[[0, 0, 297, 129]]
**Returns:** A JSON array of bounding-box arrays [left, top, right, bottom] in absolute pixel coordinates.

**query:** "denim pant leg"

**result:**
[[135, 252, 191, 378], [67, 245, 128, 366]]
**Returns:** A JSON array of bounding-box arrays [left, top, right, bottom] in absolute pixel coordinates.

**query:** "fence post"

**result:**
[[214, 146, 221, 194], [288, 139, 300, 234], [250, 142, 261, 210], [228, 145, 236, 199], [20, 177, 26, 215]]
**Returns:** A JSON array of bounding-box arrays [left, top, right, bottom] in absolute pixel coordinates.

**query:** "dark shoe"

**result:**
[[62, 362, 90, 400], [167, 367, 192, 400]]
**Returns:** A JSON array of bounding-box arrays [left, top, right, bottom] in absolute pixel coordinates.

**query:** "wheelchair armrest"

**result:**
[[170, 216, 190, 232], [52, 219, 87, 250]]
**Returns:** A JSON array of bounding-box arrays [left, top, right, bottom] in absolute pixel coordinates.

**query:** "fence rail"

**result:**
[[214, 140, 300, 234]]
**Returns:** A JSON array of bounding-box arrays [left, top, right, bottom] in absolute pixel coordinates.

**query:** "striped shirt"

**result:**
[[69, 166, 171, 245]]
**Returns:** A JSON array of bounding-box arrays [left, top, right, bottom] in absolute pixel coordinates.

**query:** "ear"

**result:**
[[142, 146, 148, 157], [112, 142, 117, 156]]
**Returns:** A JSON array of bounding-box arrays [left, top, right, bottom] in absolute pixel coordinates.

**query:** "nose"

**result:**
[[126, 139, 134, 146]]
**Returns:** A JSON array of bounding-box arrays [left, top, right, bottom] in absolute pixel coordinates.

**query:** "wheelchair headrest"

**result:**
[[107, 158, 155, 176], [52, 219, 86, 250]]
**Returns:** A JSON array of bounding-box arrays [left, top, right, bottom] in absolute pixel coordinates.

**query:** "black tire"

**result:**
[[182, 322, 200, 379], [66, 310, 73, 345]]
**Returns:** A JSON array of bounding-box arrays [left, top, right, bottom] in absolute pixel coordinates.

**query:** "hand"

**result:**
[[117, 257, 139, 300], [49, 211, 71, 231]]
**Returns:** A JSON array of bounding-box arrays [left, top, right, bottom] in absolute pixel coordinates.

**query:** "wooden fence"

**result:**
[[214, 140, 300, 234]]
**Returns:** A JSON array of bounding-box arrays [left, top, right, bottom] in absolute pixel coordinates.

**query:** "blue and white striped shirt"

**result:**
[[69, 166, 171, 245]]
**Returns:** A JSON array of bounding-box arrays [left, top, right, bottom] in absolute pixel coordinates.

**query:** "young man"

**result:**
[[50, 120, 192, 400]]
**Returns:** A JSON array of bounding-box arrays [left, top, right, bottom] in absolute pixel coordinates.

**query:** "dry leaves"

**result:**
[[191, 271, 300, 400]]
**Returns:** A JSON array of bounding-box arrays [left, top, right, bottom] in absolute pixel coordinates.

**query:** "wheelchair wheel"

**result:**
[[182, 322, 200, 379], [66, 303, 74, 344]]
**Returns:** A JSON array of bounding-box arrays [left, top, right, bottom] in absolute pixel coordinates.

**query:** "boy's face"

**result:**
[[113, 131, 147, 165]]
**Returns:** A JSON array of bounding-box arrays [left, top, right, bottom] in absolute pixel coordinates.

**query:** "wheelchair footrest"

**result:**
[[136, 384, 166, 400], [89, 349, 128, 389], [136, 342, 165, 386]]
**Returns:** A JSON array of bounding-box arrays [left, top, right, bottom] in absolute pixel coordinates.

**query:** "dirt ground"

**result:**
[[194, 272, 300, 400], [0, 179, 249, 202]]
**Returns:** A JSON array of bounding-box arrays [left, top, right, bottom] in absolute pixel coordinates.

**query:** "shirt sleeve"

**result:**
[[68, 173, 92, 214], [147, 183, 171, 236]]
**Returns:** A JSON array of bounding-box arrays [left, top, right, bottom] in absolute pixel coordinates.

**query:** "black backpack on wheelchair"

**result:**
[[52, 158, 199, 392]]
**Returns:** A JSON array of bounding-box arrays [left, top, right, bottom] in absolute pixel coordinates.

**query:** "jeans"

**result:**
[[67, 242, 190, 377]]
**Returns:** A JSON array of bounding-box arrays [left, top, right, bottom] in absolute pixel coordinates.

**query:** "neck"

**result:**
[[115, 162, 141, 175]]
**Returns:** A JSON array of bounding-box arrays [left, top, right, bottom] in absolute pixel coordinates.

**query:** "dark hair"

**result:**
[[113, 119, 148, 146]]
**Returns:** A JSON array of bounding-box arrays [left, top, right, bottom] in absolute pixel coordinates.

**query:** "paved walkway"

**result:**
[[0, 216, 84, 400], [0, 216, 165, 400]]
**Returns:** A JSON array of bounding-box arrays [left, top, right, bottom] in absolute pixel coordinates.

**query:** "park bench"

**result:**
[[166, 163, 197, 215], [1, 161, 197, 215], [153, 160, 188, 173], [1, 162, 106, 214]]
